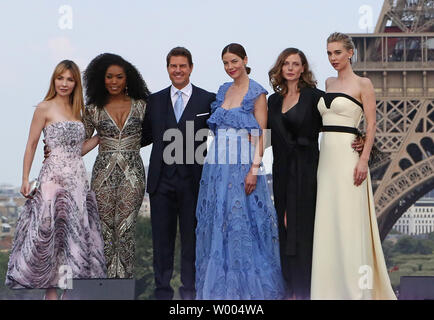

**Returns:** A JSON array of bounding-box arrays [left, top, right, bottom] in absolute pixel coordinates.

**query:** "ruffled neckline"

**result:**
[[207, 79, 268, 133], [219, 79, 251, 111], [212, 79, 267, 113]]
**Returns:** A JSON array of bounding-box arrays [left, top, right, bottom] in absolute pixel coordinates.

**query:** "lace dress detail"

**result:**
[[195, 79, 286, 299], [6, 121, 106, 289]]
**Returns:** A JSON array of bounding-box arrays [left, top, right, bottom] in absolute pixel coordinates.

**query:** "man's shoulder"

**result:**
[[153, 86, 171, 95], [149, 86, 171, 100], [192, 85, 215, 99]]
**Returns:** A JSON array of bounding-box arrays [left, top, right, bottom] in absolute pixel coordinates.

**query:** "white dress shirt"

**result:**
[[170, 82, 193, 114]]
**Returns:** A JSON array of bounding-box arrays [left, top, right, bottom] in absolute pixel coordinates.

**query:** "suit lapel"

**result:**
[[157, 86, 175, 134], [271, 95, 293, 147], [293, 87, 309, 134]]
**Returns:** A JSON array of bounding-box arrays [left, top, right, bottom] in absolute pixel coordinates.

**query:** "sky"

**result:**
[[0, 0, 383, 187]]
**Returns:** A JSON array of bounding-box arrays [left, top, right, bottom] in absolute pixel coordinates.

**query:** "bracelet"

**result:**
[[251, 163, 260, 168]]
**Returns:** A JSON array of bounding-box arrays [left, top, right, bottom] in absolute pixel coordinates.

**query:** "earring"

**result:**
[[125, 85, 129, 96]]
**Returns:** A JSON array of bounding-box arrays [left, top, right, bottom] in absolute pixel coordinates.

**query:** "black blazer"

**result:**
[[142, 85, 216, 195], [267, 86, 323, 255]]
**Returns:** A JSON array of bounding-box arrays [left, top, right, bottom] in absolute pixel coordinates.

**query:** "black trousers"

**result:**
[[150, 167, 198, 300]]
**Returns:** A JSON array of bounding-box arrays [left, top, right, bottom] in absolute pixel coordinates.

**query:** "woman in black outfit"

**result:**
[[268, 48, 323, 300], [268, 48, 362, 299]]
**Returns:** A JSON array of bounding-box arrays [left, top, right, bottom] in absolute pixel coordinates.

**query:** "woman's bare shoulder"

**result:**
[[325, 77, 337, 89], [355, 75, 373, 89], [35, 100, 52, 110]]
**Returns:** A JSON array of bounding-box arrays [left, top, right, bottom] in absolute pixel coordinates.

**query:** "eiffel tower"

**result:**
[[349, 0, 434, 240]]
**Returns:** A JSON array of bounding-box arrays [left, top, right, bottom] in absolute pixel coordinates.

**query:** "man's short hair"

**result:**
[[166, 47, 193, 67]]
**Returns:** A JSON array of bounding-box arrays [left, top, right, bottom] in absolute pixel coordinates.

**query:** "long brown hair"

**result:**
[[44, 60, 84, 120], [268, 48, 316, 96]]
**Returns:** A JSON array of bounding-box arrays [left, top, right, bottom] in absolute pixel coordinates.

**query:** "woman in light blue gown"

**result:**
[[195, 43, 286, 300]]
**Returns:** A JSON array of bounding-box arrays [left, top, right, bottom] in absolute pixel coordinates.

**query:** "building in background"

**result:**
[[349, 0, 434, 240], [393, 190, 434, 235]]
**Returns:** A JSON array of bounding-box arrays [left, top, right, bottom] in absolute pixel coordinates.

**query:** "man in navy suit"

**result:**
[[141, 47, 215, 300]]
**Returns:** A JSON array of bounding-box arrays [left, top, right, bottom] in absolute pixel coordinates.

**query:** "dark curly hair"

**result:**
[[83, 53, 150, 107]]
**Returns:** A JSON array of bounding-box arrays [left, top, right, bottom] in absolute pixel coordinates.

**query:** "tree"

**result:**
[[382, 240, 395, 268], [134, 216, 181, 300], [415, 241, 432, 255], [393, 236, 417, 254], [0, 252, 9, 297]]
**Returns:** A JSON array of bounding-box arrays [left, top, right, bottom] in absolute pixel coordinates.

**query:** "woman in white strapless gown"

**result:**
[[310, 33, 396, 300]]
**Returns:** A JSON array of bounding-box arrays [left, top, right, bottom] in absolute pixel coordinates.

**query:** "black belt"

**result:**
[[321, 125, 359, 135]]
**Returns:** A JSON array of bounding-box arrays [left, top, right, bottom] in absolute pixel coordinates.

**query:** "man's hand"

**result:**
[[352, 136, 364, 153]]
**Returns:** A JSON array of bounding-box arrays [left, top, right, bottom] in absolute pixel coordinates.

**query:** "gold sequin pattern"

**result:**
[[83, 99, 146, 278]]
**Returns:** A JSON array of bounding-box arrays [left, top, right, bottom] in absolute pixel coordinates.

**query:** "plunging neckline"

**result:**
[[104, 99, 134, 132], [281, 92, 301, 114], [220, 79, 251, 111]]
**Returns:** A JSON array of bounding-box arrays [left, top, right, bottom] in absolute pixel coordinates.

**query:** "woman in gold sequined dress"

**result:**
[[83, 53, 150, 278]]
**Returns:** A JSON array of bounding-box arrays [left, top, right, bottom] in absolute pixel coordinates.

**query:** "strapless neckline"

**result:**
[[323, 92, 363, 109], [44, 120, 83, 130]]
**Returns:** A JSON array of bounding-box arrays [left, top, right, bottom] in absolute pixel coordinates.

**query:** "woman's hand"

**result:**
[[20, 180, 30, 198], [82, 134, 100, 156], [244, 168, 258, 195], [353, 159, 368, 186], [43, 139, 51, 163]]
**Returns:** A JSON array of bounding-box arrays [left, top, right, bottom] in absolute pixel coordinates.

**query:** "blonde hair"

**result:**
[[327, 32, 355, 51], [44, 60, 84, 120], [327, 32, 355, 63]]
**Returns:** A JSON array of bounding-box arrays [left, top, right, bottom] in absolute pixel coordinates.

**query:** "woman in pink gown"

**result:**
[[5, 60, 106, 300]]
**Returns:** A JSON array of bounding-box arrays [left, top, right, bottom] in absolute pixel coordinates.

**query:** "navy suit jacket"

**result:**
[[141, 85, 216, 195]]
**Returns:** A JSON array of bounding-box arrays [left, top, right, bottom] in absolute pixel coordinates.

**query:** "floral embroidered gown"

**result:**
[[6, 121, 107, 289], [195, 79, 286, 300]]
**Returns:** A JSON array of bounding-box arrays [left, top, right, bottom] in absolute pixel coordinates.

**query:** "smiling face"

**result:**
[[281, 53, 304, 82], [167, 55, 193, 90], [327, 41, 353, 71], [222, 52, 248, 80], [105, 65, 127, 96], [54, 69, 76, 97]]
